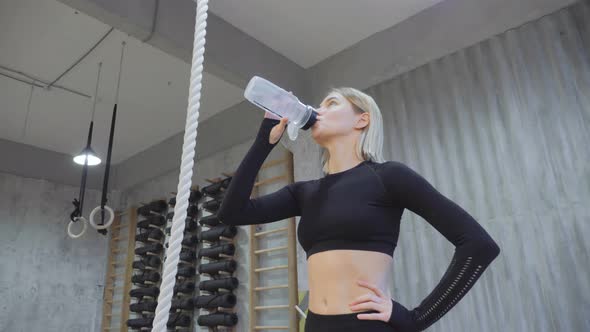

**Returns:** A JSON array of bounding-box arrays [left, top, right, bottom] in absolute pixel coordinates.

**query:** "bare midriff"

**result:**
[[307, 249, 393, 314]]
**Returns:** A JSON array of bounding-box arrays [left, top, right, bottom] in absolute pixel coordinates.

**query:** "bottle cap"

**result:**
[[302, 108, 318, 130]]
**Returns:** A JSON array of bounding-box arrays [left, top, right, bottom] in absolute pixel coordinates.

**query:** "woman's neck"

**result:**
[[324, 137, 364, 174], [326, 158, 365, 175]]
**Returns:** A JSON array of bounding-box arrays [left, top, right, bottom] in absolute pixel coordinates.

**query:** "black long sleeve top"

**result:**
[[217, 118, 501, 331]]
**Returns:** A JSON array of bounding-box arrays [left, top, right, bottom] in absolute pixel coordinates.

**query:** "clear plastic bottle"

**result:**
[[244, 76, 318, 141]]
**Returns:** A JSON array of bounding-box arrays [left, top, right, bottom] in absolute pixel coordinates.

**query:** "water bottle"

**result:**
[[244, 76, 318, 141]]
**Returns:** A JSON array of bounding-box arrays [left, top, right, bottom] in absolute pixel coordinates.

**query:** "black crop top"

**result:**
[[218, 118, 501, 332]]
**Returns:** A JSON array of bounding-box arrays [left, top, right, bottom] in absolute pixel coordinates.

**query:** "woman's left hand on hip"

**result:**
[[349, 279, 393, 322]]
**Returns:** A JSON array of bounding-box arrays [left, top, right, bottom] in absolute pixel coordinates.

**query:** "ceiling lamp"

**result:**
[[73, 141, 101, 166], [73, 62, 103, 166]]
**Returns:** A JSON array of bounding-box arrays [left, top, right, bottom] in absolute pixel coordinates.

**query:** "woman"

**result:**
[[217, 87, 501, 332]]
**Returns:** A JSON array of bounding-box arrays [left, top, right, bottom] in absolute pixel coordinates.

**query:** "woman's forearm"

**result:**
[[217, 118, 299, 225]]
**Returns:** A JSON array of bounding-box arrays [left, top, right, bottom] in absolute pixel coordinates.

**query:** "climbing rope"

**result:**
[[152, 0, 209, 330]]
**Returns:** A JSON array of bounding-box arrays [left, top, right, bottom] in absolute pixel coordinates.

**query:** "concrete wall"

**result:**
[[0, 172, 111, 332]]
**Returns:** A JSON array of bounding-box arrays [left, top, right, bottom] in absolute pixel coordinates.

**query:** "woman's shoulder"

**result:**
[[367, 160, 426, 187], [369, 159, 414, 174], [291, 178, 320, 189], [289, 160, 418, 187], [285, 178, 319, 192]]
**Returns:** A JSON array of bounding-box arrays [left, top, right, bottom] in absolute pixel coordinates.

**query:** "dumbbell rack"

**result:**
[[126, 199, 168, 330], [195, 176, 239, 331], [165, 187, 203, 331]]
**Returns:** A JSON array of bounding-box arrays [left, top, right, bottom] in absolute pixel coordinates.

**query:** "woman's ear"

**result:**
[[355, 112, 370, 129]]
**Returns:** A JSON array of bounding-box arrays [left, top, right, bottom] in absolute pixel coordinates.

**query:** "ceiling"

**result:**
[[0, 0, 245, 164], [209, 0, 445, 68], [0, 0, 446, 164]]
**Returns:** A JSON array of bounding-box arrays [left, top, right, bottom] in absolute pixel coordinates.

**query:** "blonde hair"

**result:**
[[320, 87, 385, 175]]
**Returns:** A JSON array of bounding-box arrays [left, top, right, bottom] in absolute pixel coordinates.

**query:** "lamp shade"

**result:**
[[73, 146, 101, 166]]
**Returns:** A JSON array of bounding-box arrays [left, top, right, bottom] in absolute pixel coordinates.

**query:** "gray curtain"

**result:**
[[366, 1, 590, 331]]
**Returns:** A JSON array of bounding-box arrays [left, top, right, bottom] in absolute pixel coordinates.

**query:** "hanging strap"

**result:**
[[99, 41, 125, 215], [69, 120, 93, 222], [88, 43, 125, 231], [69, 61, 102, 224]]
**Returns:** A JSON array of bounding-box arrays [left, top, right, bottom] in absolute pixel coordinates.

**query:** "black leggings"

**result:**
[[304, 308, 397, 331]]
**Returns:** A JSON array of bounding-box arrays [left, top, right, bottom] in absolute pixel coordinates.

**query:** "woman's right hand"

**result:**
[[266, 112, 288, 145], [265, 89, 295, 144]]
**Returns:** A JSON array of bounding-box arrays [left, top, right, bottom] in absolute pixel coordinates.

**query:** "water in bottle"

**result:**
[[244, 76, 318, 141]]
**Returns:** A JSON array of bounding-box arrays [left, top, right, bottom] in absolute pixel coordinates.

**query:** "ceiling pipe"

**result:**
[[141, 0, 160, 43], [0, 65, 91, 99], [46, 27, 114, 89]]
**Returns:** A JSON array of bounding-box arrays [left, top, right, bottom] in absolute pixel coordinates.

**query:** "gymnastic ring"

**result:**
[[67, 216, 87, 239], [89, 205, 115, 230]]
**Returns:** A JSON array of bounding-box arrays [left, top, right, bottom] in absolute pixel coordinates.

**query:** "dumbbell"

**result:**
[[193, 292, 236, 308], [129, 286, 160, 299], [135, 228, 164, 243], [135, 243, 164, 256], [197, 312, 238, 327], [198, 259, 237, 275], [174, 280, 195, 295], [199, 214, 220, 227], [129, 300, 158, 313], [137, 200, 167, 216], [198, 243, 235, 259], [199, 225, 237, 242], [198, 277, 239, 292], [137, 215, 166, 229], [131, 271, 161, 285]]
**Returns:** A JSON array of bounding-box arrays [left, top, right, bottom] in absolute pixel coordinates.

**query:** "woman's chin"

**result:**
[[311, 128, 326, 144], [311, 127, 320, 138]]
